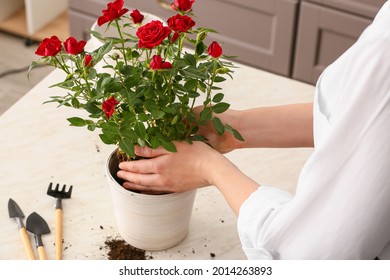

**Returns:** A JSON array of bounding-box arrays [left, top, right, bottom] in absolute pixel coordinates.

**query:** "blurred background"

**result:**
[[0, 0, 386, 115]]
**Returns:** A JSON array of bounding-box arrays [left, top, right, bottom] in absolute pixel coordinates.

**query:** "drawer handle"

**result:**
[[156, 0, 172, 11]]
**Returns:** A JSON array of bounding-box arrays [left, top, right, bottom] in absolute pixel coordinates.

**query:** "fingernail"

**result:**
[[134, 145, 143, 155]]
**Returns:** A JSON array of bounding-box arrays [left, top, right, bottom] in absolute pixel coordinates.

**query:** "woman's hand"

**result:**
[[193, 107, 243, 153], [117, 140, 260, 215], [117, 141, 226, 193]]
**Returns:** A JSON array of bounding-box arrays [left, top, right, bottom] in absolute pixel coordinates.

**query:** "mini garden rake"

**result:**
[[47, 182, 73, 260]]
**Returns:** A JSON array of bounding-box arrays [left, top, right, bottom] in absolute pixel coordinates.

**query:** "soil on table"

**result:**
[[105, 237, 153, 260]]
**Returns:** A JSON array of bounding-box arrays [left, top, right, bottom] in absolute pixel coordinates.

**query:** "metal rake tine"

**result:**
[[60, 184, 67, 193], [47, 182, 54, 195], [67, 185, 73, 195], [61, 184, 73, 195]]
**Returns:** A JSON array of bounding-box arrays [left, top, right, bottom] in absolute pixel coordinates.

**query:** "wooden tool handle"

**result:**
[[19, 227, 35, 260], [55, 208, 63, 260], [37, 246, 47, 260]]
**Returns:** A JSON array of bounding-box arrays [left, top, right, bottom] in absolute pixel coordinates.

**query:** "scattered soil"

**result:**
[[104, 237, 152, 260]]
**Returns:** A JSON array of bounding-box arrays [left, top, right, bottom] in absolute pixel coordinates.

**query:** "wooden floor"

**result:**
[[0, 32, 53, 115]]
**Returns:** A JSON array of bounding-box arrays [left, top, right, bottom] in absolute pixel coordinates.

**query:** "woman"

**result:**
[[117, 1, 390, 259]]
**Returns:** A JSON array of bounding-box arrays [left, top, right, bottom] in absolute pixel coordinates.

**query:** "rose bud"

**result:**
[[207, 41, 223, 58]]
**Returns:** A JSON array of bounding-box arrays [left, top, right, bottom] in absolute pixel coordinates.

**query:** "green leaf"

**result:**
[[214, 76, 226, 83], [119, 138, 135, 157], [226, 125, 245, 142], [151, 110, 165, 119], [161, 141, 177, 153], [212, 117, 225, 135], [200, 107, 213, 121], [99, 134, 116, 145], [184, 53, 196, 66], [181, 67, 208, 80], [184, 79, 198, 91], [195, 41, 205, 56], [150, 137, 160, 149], [101, 122, 121, 143], [90, 41, 113, 65], [171, 115, 179, 125], [232, 128, 244, 141], [84, 102, 101, 115], [71, 98, 80, 108], [87, 124, 96, 131], [212, 102, 230, 114], [104, 79, 122, 93], [119, 65, 134, 75], [134, 121, 146, 139], [67, 117, 87, 127], [212, 93, 224, 103]]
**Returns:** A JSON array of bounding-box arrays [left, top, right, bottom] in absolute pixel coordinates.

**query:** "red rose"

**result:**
[[35, 36, 62, 57], [97, 0, 129, 26], [150, 55, 172, 70], [102, 96, 119, 119], [84, 54, 93, 67], [64, 37, 87, 55], [171, 0, 195, 11], [168, 14, 195, 33], [207, 41, 223, 58], [130, 9, 144, 24], [136, 20, 171, 49]]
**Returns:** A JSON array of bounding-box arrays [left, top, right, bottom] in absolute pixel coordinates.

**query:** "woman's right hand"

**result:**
[[194, 106, 243, 153]]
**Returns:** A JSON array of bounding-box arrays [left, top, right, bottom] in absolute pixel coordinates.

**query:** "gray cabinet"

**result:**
[[293, 0, 385, 84], [69, 0, 299, 77]]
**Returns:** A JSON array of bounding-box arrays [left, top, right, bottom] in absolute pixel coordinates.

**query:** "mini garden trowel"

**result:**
[[8, 198, 35, 260], [26, 212, 50, 260]]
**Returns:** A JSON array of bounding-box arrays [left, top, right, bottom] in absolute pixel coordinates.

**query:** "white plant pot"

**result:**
[[105, 149, 197, 251]]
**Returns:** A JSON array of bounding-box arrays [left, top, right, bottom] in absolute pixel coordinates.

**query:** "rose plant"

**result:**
[[30, 0, 243, 161]]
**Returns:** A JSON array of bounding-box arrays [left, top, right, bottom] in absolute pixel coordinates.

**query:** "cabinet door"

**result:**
[[292, 2, 372, 84], [306, 0, 386, 18], [193, 0, 299, 76], [124, 0, 299, 76]]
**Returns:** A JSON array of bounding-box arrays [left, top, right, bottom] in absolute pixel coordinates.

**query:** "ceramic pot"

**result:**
[[105, 149, 197, 251]]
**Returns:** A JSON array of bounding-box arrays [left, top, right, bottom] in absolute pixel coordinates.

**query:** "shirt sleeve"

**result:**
[[237, 6, 390, 260]]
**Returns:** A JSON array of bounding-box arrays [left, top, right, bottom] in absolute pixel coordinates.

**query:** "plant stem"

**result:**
[[114, 19, 128, 65], [205, 59, 218, 107]]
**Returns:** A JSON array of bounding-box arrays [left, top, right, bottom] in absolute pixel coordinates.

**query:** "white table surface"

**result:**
[[0, 62, 315, 260]]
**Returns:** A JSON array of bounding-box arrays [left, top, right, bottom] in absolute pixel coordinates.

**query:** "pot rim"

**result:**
[[106, 148, 196, 200]]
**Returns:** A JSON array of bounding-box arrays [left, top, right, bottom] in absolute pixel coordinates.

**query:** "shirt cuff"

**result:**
[[237, 186, 293, 259]]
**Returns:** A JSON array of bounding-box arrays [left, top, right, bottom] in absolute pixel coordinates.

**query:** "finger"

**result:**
[[118, 158, 154, 173], [117, 170, 163, 188], [122, 182, 168, 195], [122, 181, 153, 192], [135, 145, 170, 158]]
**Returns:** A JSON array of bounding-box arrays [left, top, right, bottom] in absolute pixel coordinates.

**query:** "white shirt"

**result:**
[[237, 1, 390, 260]]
